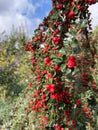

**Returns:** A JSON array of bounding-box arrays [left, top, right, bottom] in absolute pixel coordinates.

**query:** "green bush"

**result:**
[[0, 27, 31, 101], [0, 27, 33, 129]]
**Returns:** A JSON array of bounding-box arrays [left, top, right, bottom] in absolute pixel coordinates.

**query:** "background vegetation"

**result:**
[[0, 27, 34, 130]]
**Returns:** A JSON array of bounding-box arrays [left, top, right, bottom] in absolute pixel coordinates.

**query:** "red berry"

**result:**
[[67, 61, 76, 68], [68, 11, 75, 19]]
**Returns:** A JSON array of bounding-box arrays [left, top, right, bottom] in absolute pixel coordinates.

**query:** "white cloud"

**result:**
[[0, 0, 42, 36], [0, 0, 14, 14], [89, 3, 98, 29]]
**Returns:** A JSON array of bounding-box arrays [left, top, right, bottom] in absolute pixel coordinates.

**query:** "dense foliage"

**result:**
[[25, 0, 98, 130]]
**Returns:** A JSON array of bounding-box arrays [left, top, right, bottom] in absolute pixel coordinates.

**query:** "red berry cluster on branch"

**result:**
[[67, 55, 76, 68]]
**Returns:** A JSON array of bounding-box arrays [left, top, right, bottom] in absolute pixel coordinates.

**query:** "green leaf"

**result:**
[[52, 58, 63, 64], [64, 40, 70, 45], [73, 46, 81, 54], [69, 29, 77, 36], [71, 43, 77, 48], [61, 64, 66, 72], [47, 78, 53, 84], [59, 48, 66, 55]]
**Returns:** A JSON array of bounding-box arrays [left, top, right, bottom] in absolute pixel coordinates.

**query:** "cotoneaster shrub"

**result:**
[[25, 0, 98, 130]]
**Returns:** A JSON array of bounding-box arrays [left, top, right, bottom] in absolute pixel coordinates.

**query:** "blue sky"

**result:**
[[0, 0, 98, 38], [21, 0, 52, 20], [28, 0, 52, 19]]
